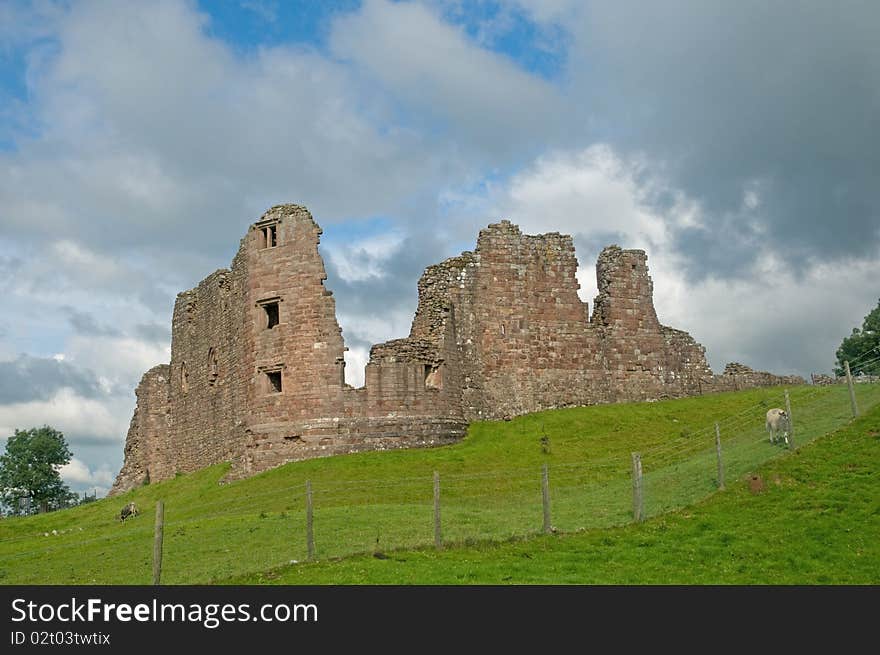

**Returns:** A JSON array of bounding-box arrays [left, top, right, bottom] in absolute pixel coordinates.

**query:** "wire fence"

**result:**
[[1, 377, 879, 584]]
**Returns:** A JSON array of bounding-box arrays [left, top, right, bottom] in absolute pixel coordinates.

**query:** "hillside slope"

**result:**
[[1, 383, 877, 584], [238, 397, 880, 584]]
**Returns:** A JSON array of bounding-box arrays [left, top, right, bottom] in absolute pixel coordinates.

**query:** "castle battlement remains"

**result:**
[[111, 205, 803, 494]]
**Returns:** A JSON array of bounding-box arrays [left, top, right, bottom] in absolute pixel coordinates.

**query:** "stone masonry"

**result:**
[[110, 205, 804, 494]]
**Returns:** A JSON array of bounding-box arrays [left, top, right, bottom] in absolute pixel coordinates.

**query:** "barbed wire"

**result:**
[[840, 346, 880, 369], [846, 351, 880, 373]]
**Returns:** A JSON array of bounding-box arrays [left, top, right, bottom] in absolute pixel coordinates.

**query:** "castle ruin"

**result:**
[[110, 204, 802, 495]]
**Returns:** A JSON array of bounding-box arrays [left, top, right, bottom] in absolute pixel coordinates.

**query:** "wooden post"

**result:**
[[714, 422, 725, 490], [541, 463, 552, 534], [152, 500, 164, 586], [306, 480, 315, 560], [631, 453, 643, 523], [784, 390, 795, 449], [845, 360, 859, 418], [433, 471, 442, 550]]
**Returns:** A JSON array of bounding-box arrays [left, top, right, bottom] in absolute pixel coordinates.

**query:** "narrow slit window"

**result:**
[[266, 370, 282, 394], [208, 348, 219, 386], [181, 362, 189, 394]]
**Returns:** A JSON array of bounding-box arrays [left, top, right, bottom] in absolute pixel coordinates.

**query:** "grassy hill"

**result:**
[[238, 400, 880, 585], [1, 382, 878, 584]]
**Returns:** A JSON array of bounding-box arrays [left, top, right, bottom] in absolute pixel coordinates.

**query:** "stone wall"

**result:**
[[110, 365, 171, 494], [702, 362, 805, 393], [111, 205, 804, 495]]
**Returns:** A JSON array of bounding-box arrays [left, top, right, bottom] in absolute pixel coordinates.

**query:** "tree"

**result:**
[[0, 426, 74, 515], [835, 298, 880, 376]]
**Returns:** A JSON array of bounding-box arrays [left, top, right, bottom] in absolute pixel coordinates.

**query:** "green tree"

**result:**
[[835, 298, 880, 376], [0, 426, 74, 515]]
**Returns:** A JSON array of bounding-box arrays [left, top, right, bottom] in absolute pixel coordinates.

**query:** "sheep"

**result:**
[[765, 408, 790, 446]]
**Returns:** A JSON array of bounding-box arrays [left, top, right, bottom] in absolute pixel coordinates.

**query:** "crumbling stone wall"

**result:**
[[436, 221, 607, 419], [702, 362, 805, 393], [110, 365, 171, 494], [111, 205, 803, 495]]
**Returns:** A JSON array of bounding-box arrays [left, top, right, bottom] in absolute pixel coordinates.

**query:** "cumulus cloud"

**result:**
[[64, 335, 170, 393], [59, 456, 115, 491], [324, 231, 406, 283], [0, 388, 132, 446], [0, 0, 466, 266], [330, 0, 568, 158], [660, 254, 880, 377]]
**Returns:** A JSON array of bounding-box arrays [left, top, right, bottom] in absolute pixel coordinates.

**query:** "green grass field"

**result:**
[[1, 382, 878, 584]]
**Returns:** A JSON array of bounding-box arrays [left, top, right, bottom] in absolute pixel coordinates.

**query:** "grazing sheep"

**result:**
[[765, 408, 790, 446], [119, 502, 139, 522]]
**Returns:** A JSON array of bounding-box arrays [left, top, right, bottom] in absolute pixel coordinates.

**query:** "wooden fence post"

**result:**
[[306, 480, 315, 560], [541, 463, 552, 534], [152, 500, 164, 585], [714, 422, 725, 490], [631, 453, 643, 523], [433, 471, 442, 550], [845, 360, 859, 418], [784, 390, 795, 449]]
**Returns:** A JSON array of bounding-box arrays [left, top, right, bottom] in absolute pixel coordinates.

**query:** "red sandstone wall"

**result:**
[[447, 221, 606, 419], [165, 248, 250, 479], [235, 206, 467, 479], [109, 365, 171, 494], [592, 246, 716, 402]]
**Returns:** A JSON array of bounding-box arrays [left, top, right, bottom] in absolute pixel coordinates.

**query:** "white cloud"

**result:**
[[338, 310, 415, 348], [497, 145, 672, 249], [59, 456, 115, 489], [330, 0, 566, 156], [325, 232, 406, 282], [656, 254, 880, 378], [338, 308, 416, 387], [0, 0, 460, 260], [343, 346, 370, 389], [65, 335, 170, 392], [480, 144, 692, 304], [0, 388, 131, 445]]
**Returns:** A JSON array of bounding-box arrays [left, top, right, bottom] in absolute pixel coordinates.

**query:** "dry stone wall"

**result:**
[[110, 205, 804, 495]]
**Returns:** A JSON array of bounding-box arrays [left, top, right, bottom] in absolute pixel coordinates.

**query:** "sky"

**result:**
[[0, 0, 877, 498]]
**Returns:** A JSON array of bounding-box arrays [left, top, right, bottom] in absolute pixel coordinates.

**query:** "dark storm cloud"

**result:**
[[570, 0, 880, 278], [0, 354, 104, 403]]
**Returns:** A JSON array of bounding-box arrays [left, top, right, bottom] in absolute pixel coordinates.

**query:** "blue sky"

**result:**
[[0, 0, 878, 496]]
